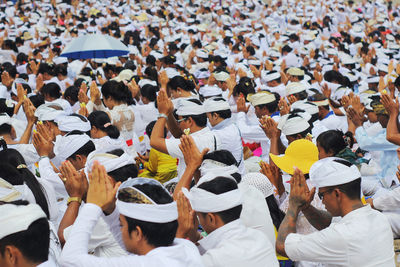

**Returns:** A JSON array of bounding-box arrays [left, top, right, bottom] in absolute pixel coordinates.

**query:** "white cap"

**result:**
[[199, 85, 222, 98], [263, 71, 281, 82], [175, 99, 205, 116], [291, 101, 319, 115], [214, 71, 230, 82], [0, 204, 46, 240], [286, 82, 307, 96], [203, 98, 230, 113], [310, 157, 361, 188], [55, 115, 91, 132], [278, 114, 310, 136], [248, 92, 276, 106], [287, 67, 304, 76], [53, 134, 92, 160]]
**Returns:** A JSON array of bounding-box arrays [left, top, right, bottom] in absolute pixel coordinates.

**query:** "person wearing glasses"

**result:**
[[276, 157, 395, 267]]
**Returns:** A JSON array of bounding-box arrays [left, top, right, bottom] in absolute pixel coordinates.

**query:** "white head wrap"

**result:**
[[0, 203, 46, 240], [278, 114, 311, 136], [55, 115, 91, 132], [286, 82, 307, 96], [0, 178, 22, 202], [241, 172, 274, 198], [35, 103, 66, 121], [116, 178, 178, 223], [214, 71, 230, 82], [248, 92, 276, 106], [175, 99, 205, 116], [199, 85, 222, 97], [85, 151, 134, 174], [182, 182, 242, 213], [54, 134, 92, 161], [310, 157, 361, 188], [203, 98, 230, 113]]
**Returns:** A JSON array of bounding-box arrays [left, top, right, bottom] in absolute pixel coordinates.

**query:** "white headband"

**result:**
[[0, 178, 22, 202], [182, 186, 242, 213], [85, 152, 134, 174], [54, 134, 92, 161], [311, 99, 330, 106], [203, 98, 230, 113], [55, 115, 91, 132], [199, 159, 239, 177], [175, 100, 205, 116], [278, 115, 310, 136], [116, 177, 178, 223], [0, 204, 47, 240]]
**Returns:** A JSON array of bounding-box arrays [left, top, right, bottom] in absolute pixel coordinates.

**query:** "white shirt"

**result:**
[[60, 203, 204, 267], [166, 127, 220, 179], [373, 187, 400, 238], [198, 219, 279, 267], [285, 205, 395, 267]]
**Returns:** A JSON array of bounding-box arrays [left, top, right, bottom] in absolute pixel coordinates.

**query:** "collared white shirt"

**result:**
[[198, 219, 279, 267], [285, 205, 395, 267], [166, 127, 220, 179], [60, 204, 204, 267]]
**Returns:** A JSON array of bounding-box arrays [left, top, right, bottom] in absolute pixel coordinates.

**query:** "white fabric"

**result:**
[[310, 157, 361, 188], [0, 178, 22, 201], [285, 205, 395, 267], [55, 115, 91, 132], [85, 152, 134, 174], [286, 82, 307, 95], [53, 134, 91, 160], [278, 115, 310, 136], [198, 219, 279, 267], [203, 98, 230, 113], [0, 203, 46, 239], [182, 186, 242, 213], [241, 172, 274, 198], [175, 99, 205, 116], [248, 92, 276, 106]]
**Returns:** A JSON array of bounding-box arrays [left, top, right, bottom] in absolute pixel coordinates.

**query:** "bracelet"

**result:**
[[158, 113, 168, 120], [39, 155, 49, 161], [67, 197, 82, 205]]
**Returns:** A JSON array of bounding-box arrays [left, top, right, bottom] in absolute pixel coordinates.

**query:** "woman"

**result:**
[[88, 110, 128, 154]]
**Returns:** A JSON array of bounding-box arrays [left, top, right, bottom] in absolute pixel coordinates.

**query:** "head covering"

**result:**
[[0, 178, 22, 202], [310, 157, 361, 188], [85, 152, 135, 174], [34, 103, 66, 121], [270, 139, 318, 175], [54, 134, 92, 160], [175, 99, 205, 116], [116, 177, 178, 223], [248, 92, 276, 106], [371, 98, 388, 115], [0, 203, 46, 240], [291, 101, 319, 115], [241, 172, 274, 198], [287, 67, 305, 76], [55, 115, 91, 132], [203, 98, 230, 113], [286, 82, 307, 96], [182, 177, 242, 213], [214, 71, 230, 82], [199, 85, 222, 98], [278, 114, 310, 136]]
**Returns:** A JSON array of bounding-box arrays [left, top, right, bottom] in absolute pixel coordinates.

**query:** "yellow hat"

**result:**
[[270, 139, 318, 175]]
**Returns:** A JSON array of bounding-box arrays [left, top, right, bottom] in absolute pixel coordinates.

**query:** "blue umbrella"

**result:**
[[60, 34, 129, 59]]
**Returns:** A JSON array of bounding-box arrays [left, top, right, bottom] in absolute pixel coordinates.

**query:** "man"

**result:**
[[181, 176, 279, 267], [0, 202, 52, 267], [150, 89, 220, 178], [276, 157, 395, 266], [60, 162, 203, 266], [236, 91, 280, 161], [203, 97, 245, 175]]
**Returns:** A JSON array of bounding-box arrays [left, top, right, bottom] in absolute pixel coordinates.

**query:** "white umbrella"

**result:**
[[60, 34, 129, 59]]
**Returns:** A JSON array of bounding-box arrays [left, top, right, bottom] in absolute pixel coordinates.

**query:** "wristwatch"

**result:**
[[158, 113, 168, 120], [67, 197, 82, 205]]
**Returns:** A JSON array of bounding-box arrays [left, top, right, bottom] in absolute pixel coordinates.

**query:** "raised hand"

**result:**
[[32, 130, 54, 157], [179, 135, 209, 171], [381, 93, 399, 116], [260, 116, 281, 139], [156, 89, 174, 115], [260, 161, 283, 194], [236, 94, 250, 113], [59, 160, 88, 199], [176, 191, 198, 241], [289, 167, 316, 210]]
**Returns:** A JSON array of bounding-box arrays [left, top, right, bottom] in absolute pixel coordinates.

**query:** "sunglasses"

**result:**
[[317, 188, 334, 200], [177, 118, 187, 123]]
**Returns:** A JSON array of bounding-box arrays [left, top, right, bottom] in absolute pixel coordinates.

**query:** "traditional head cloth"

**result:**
[[182, 177, 243, 213], [199, 85, 222, 98], [85, 151, 135, 174], [214, 71, 230, 82], [310, 157, 361, 188], [175, 99, 205, 116], [270, 139, 318, 175], [291, 101, 319, 115], [287, 67, 304, 76], [138, 78, 157, 88], [55, 115, 91, 132], [0, 178, 22, 202], [0, 113, 12, 126], [371, 98, 388, 115], [203, 98, 230, 113], [286, 82, 307, 96], [263, 71, 281, 82], [35, 103, 65, 121], [241, 172, 274, 198], [112, 69, 134, 82], [248, 91, 276, 106], [278, 114, 311, 136], [54, 134, 92, 161], [0, 203, 46, 240], [116, 177, 178, 223]]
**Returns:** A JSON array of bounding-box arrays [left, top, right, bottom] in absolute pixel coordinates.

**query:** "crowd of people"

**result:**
[[1, 0, 400, 266]]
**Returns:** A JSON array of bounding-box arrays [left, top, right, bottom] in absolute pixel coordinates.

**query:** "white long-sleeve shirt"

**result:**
[[60, 203, 204, 267]]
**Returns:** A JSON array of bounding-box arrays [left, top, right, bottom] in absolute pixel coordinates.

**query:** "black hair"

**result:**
[[178, 99, 207, 127], [265, 195, 286, 229], [328, 174, 361, 200], [37, 63, 54, 76], [88, 111, 120, 139], [324, 70, 343, 84], [197, 177, 242, 224], [144, 67, 158, 81], [0, 119, 12, 135], [146, 120, 167, 138], [106, 149, 138, 183], [167, 76, 196, 94], [54, 64, 68, 77], [0, 149, 50, 219], [256, 96, 279, 113], [0, 214, 49, 264], [41, 82, 61, 99], [64, 86, 79, 103], [101, 80, 133, 104], [245, 45, 255, 56], [233, 77, 256, 99], [308, 93, 329, 110], [293, 90, 308, 101], [140, 84, 158, 102], [203, 149, 238, 166], [316, 130, 347, 155], [118, 183, 178, 247], [67, 136, 96, 160], [29, 94, 45, 108]]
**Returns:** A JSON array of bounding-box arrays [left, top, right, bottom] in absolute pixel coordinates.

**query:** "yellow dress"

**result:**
[[139, 148, 178, 183]]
